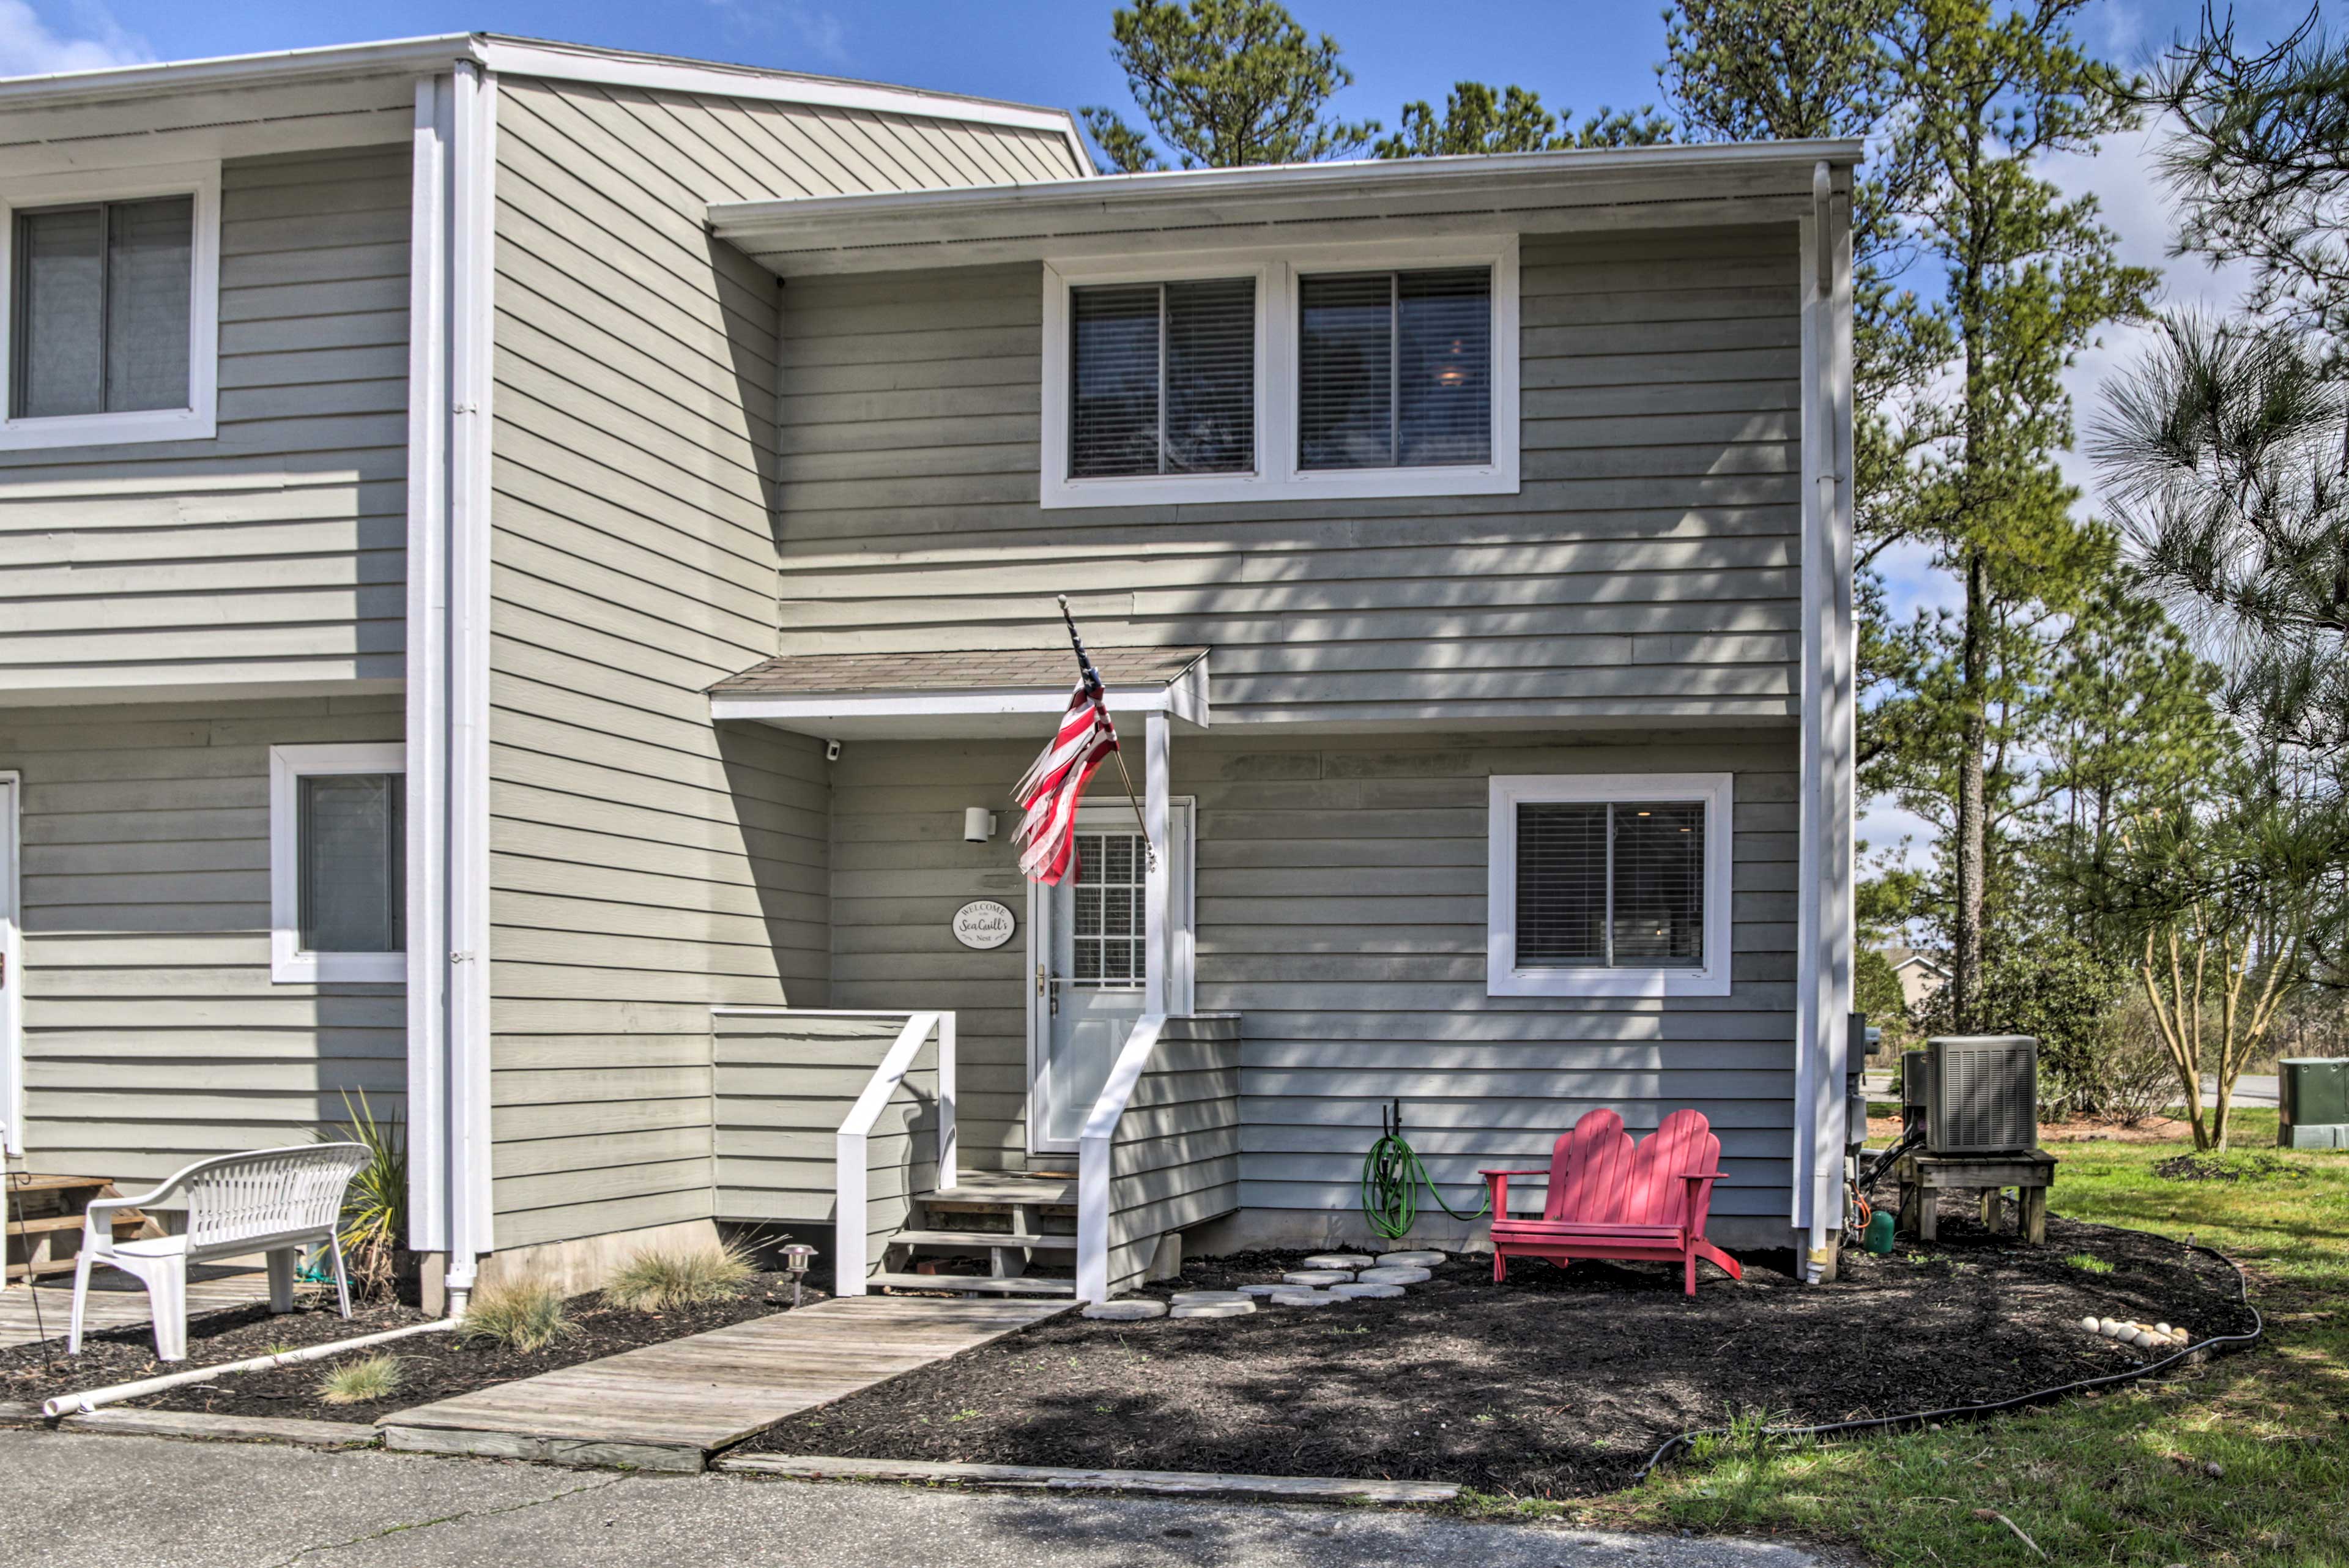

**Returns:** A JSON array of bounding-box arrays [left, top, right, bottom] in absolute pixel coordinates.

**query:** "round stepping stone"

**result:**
[[1235, 1283, 1286, 1298], [1302, 1254, 1375, 1269], [1268, 1288, 1337, 1307], [1170, 1299, 1256, 1318], [1281, 1269, 1351, 1286], [1376, 1250, 1447, 1268], [1082, 1299, 1167, 1320], [1329, 1282, 1405, 1299], [1169, 1290, 1252, 1306], [1356, 1265, 1431, 1285]]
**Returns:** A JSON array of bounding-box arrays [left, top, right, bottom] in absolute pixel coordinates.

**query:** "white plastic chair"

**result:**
[[67, 1143, 371, 1361]]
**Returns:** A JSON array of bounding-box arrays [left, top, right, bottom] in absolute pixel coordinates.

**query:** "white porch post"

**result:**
[[1144, 709, 1171, 1016]]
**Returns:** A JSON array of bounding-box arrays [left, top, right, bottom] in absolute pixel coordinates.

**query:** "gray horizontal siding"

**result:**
[[0, 147, 410, 699], [1105, 1016, 1241, 1294], [769, 226, 1804, 725], [828, 730, 1797, 1235], [486, 76, 1077, 1254], [4, 695, 406, 1185]]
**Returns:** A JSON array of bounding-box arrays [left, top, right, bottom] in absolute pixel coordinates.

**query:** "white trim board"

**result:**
[[1037, 238, 1520, 510], [1485, 772, 1735, 1000], [0, 161, 220, 450], [712, 660, 1211, 737], [0, 771, 20, 1159], [269, 742, 408, 985]]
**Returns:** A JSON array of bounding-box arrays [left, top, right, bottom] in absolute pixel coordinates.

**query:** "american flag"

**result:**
[[1011, 678, 1118, 885]]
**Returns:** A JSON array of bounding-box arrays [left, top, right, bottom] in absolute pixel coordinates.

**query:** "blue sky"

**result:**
[[0, 0, 2316, 869]]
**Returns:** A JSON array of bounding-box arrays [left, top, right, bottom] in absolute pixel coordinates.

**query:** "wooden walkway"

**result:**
[[382, 1295, 1069, 1471], [0, 1265, 272, 1350]]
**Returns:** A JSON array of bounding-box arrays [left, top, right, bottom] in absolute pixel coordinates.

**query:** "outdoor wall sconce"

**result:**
[[963, 807, 998, 843], [782, 1242, 817, 1308]]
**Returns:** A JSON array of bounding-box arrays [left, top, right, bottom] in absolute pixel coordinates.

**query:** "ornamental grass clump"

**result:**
[[317, 1353, 402, 1405], [603, 1243, 755, 1312], [458, 1277, 576, 1353]]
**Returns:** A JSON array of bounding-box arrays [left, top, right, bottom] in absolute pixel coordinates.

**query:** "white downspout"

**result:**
[[404, 58, 499, 1317]]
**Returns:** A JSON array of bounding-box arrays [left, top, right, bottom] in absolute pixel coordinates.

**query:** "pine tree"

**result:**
[[1079, 0, 1378, 171], [1373, 83, 1669, 158]]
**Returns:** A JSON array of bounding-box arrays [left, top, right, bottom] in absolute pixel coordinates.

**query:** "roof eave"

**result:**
[[0, 34, 484, 110]]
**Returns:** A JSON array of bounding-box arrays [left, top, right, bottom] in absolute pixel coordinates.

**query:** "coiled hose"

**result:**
[[1361, 1099, 1490, 1241], [1630, 1223, 2265, 1485]]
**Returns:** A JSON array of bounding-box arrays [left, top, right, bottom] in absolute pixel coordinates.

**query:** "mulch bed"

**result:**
[[0, 1271, 831, 1425], [745, 1200, 2253, 1498]]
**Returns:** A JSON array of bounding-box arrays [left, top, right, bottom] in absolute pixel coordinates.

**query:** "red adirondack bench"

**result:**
[[1482, 1107, 1742, 1296]]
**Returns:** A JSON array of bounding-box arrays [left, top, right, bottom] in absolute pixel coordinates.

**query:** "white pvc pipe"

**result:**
[[42, 1317, 458, 1418]]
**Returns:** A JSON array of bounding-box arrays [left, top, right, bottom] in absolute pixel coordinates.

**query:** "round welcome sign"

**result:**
[[952, 899, 1016, 951]]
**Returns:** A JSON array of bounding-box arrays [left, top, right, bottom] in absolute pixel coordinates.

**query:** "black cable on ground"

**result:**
[[1629, 1222, 2266, 1487]]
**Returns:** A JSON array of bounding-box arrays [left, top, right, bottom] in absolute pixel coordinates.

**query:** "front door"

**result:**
[[1027, 803, 1193, 1156]]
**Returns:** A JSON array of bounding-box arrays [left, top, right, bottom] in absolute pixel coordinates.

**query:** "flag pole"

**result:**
[[1058, 595, 1157, 870]]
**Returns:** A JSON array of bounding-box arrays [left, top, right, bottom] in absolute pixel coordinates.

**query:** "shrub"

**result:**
[[2098, 998, 2181, 1127], [603, 1243, 755, 1312], [321, 1090, 406, 1302], [317, 1353, 402, 1405], [459, 1278, 576, 1353]]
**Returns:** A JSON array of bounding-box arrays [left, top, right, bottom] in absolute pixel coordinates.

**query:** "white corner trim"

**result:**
[[269, 743, 407, 985], [1485, 772, 1735, 1000], [1037, 237, 1518, 509], [0, 771, 21, 1159], [0, 161, 220, 450]]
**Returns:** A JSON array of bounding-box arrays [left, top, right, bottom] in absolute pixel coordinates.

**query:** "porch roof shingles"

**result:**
[[710, 645, 1209, 697]]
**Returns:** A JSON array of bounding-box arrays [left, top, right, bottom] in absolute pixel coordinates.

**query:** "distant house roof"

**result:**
[[712, 646, 1208, 697], [1878, 945, 1950, 976]]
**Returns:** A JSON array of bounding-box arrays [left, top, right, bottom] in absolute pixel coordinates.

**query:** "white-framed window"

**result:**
[[0, 161, 220, 450], [270, 743, 406, 984], [1039, 237, 1519, 508], [1487, 773, 1734, 998]]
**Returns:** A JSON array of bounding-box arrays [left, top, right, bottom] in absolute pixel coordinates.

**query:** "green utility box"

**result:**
[[2278, 1058, 2349, 1149]]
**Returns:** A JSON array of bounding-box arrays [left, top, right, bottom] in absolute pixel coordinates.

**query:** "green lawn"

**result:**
[[1478, 1109, 2349, 1565]]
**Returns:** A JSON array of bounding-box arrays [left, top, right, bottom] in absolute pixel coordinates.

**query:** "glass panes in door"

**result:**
[[1070, 831, 1147, 985]]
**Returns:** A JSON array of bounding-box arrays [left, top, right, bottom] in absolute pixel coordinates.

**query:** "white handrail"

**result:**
[[1075, 1013, 1168, 1304], [830, 1011, 957, 1296]]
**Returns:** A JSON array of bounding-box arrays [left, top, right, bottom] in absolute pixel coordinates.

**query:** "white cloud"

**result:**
[[705, 0, 850, 67], [0, 0, 147, 76]]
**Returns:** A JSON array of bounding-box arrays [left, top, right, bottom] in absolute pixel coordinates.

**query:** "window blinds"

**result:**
[[1515, 799, 1705, 969], [12, 196, 192, 418], [299, 773, 405, 954], [1299, 266, 1491, 470], [1070, 278, 1254, 478]]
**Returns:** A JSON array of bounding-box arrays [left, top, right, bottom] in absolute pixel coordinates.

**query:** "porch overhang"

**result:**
[[708, 646, 1210, 739]]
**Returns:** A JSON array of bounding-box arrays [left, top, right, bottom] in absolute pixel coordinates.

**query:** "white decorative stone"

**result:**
[[1083, 1299, 1168, 1320], [1376, 1250, 1447, 1267], [1356, 1265, 1431, 1285], [1169, 1290, 1252, 1306], [1329, 1282, 1405, 1299], [1302, 1254, 1375, 1269], [1170, 1300, 1256, 1318], [2080, 1316, 2101, 1333], [1269, 1288, 1337, 1307], [1282, 1269, 1352, 1286], [1235, 1284, 1286, 1298]]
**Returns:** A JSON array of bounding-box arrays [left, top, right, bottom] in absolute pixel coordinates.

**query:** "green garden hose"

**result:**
[[1360, 1099, 1490, 1241]]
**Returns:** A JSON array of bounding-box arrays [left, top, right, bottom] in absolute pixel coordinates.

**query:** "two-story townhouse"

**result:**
[[0, 32, 1855, 1310]]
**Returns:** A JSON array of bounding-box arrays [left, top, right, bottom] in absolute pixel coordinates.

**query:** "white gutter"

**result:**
[[40, 1317, 459, 1419], [0, 34, 478, 107]]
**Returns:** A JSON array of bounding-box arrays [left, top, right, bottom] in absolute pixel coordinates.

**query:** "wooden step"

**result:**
[[5, 1213, 139, 1238], [894, 1229, 1077, 1250], [867, 1272, 1075, 1297], [926, 1174, 1076, 1208], [3, 1174, 118, 1195]]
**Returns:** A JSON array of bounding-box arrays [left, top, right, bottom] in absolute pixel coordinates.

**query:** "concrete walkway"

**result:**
[[0, 1429, 1824, 1568]]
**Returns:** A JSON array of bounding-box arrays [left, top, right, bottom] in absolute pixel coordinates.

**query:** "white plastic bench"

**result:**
[[68, 1143, 371, 1362]]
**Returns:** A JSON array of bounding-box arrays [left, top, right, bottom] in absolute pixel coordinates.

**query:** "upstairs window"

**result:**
[[0, 163, 219, 450], [1069, 278, 1255, 477], [1298, 267, 1492, 470], [13, 197, 193, 418], [1488, 774, 1733, 998]]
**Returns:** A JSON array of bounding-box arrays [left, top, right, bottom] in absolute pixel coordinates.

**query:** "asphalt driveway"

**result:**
[[0, 1430, 1825, 1568]]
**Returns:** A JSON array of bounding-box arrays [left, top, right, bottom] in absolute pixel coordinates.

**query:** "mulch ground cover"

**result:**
[[0, 1271, 831, 1425], [746, 1200, 2254, 1498]]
